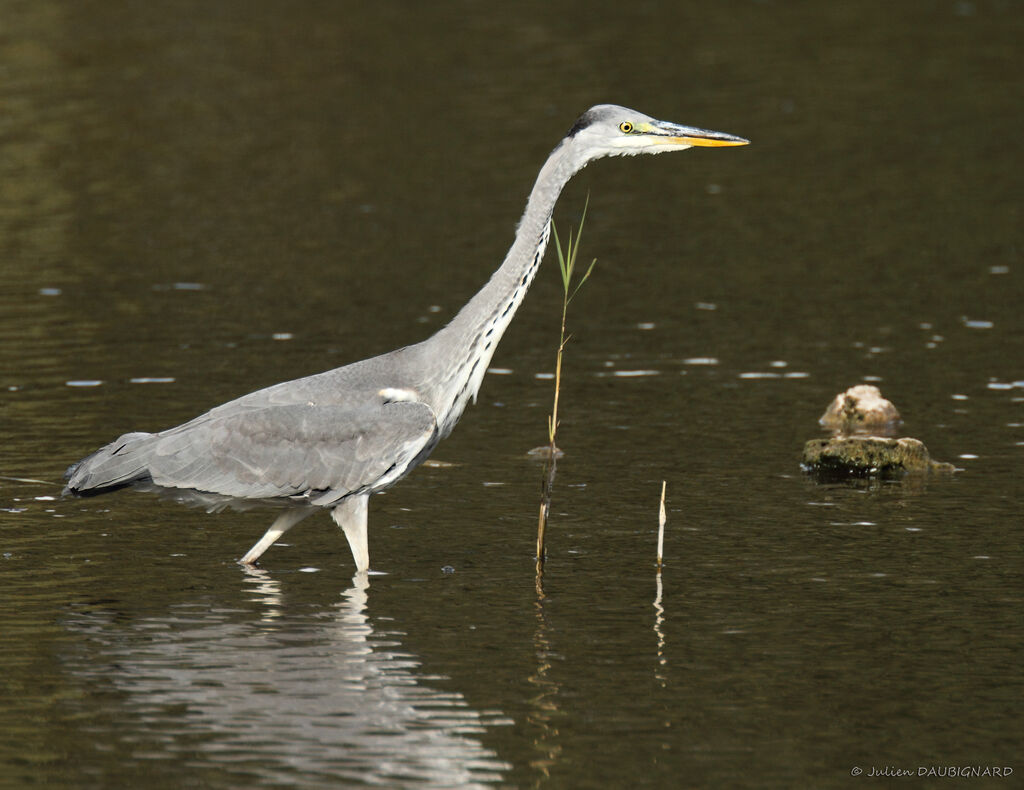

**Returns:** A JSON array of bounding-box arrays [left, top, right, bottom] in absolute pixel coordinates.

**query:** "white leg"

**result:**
[[239, 508, 315, 565], [331, 495, 370, 572]]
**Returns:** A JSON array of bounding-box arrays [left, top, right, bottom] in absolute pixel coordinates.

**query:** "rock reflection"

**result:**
[[64, 573, 509, 788]]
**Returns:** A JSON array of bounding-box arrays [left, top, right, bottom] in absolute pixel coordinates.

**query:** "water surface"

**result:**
[[2, 1, 1021, 787]]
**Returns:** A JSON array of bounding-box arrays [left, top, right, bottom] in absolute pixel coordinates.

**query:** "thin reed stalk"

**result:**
[[657, 481, 667, 570], [536, 198, 596, 568]]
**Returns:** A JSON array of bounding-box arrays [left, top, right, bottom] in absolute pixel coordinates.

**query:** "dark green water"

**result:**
[[2, 1, 1021, 788]]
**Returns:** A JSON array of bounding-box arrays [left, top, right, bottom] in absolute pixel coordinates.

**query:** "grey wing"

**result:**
[[146, 400, 438, 505]]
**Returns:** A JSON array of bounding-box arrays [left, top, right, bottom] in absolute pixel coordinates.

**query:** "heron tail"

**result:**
[[63, 432, 156, 496]]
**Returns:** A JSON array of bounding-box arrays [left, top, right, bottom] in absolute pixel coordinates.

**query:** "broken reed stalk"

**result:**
[[536, 198, 596, 566], [657, 481, 667, 570]]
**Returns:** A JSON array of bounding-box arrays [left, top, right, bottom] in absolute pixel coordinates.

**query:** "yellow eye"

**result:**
[[619, 121, 634, 134]]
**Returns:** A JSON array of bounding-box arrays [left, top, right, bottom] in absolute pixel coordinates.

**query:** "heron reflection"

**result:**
[[63, 572, 510, 787]]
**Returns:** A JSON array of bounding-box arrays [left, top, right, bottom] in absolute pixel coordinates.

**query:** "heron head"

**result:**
[[566, 104, 749, 163]]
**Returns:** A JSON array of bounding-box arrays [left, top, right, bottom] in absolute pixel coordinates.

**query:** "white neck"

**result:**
[[418, 138, 587, 436]]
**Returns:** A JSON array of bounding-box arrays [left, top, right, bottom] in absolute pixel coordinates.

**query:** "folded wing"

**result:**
[[67, 400, 438, 507]]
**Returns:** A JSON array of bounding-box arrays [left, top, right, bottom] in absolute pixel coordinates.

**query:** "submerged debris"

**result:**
[[819, 384, 900, 434], [802, 436, 955, 479]]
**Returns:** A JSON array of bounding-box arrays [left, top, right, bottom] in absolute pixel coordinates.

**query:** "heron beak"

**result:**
[[650, 121, 749, 147]]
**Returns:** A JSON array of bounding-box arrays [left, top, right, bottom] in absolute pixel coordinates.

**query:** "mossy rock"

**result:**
[[802, 436, 955, 479]]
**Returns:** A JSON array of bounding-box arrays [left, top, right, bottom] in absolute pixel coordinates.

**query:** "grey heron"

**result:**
[[64, 104, 748, 572]]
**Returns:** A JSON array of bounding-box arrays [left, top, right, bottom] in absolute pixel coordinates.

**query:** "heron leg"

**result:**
[[239, 508, 315, 565], [331, 495, 370, 572]]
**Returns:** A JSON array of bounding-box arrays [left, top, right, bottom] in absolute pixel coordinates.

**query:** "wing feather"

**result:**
[[145, 400, 438, 504]]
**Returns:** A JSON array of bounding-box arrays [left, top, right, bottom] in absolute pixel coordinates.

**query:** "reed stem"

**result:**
[[536, 198, 595, 567], [657, 481, 667, 570]]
